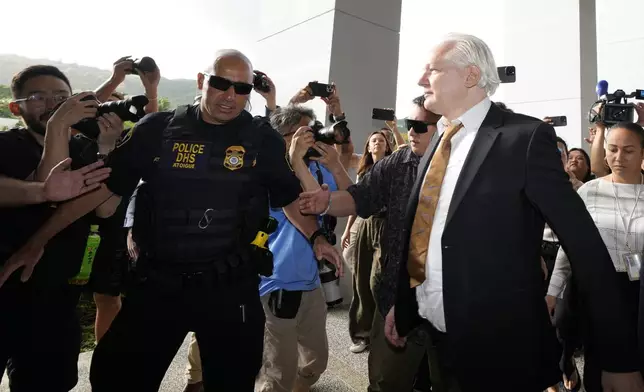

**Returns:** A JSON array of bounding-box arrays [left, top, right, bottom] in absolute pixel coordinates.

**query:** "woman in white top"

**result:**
[[547, 121, 644, 392]]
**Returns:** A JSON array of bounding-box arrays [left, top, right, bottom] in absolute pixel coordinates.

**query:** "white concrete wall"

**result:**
[[396, 0, 596, 149], [596, 0, 644, 116]]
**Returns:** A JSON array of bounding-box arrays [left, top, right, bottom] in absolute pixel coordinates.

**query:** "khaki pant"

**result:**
[[255, 287, 328, 392], [349, 216, 384, 342], [186, 332, 202, 383]]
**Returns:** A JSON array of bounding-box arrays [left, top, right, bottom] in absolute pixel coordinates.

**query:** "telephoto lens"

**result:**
[[72, 95, 149, 140]]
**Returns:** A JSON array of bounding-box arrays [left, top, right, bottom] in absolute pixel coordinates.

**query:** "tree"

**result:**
[[0, 84, 18, 120], [157, 97, 172, 112]]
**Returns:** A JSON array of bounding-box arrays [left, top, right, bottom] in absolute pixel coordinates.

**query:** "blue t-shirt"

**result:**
[[259, 161, 338, 296]]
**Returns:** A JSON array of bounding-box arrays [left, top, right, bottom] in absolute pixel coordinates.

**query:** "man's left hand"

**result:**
[[313, 236, 344, 277], [602, 371, 644, 392]]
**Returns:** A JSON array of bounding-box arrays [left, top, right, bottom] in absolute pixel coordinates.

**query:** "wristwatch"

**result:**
[[309, 228, 328, 245]]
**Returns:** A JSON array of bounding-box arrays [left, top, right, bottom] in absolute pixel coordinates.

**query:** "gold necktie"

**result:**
[[407, 121, 464, 287]]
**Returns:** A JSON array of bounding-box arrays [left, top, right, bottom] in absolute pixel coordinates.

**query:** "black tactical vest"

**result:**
[[134, 105, 269, 266]]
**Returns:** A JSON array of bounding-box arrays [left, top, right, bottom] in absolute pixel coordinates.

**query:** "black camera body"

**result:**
[[304, 120, 351, 159], [125, 56, 158, 75], [497, 66, 516, 83], [71, 95, 149, 140], [253, 71, 270, 93], [589, 89, 644, 125]]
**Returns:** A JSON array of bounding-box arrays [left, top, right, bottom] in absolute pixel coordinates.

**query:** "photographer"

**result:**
[[0, 65, 119, 392], [252, 105, 350, 392], [289, 83, 361, 172]]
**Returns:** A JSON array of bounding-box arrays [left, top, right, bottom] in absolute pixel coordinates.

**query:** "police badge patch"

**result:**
[[224, 145, 245, 171]]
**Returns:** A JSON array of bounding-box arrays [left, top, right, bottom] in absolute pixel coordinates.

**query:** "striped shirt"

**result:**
[[548, 177, 644, 297]]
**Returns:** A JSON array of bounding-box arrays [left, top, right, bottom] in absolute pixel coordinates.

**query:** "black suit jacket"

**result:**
[[395, 103, 639, 391]]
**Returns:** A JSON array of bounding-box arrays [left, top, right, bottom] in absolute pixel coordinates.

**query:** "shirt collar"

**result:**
[[401, 145, 421, 163], [437, 97, 492, 136]]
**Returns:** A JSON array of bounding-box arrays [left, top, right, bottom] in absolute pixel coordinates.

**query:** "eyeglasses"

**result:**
[[204, 74, 253, 95], [13, 93, 69, 107], [404, 119, 435, 134]]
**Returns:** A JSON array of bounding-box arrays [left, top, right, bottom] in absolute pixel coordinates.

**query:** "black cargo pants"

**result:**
[[90, 267, 265, 392], [0, 281, 82, 392]]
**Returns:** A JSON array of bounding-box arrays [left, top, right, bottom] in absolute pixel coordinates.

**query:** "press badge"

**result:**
[[623, 252, 642, 281], [161, 140, 211, 171]]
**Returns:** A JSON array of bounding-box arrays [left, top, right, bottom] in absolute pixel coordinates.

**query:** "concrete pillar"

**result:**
[[252, 0, 402, 304]]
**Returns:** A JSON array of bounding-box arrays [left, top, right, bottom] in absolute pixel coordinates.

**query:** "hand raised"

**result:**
[[44, 159, 111, 202]]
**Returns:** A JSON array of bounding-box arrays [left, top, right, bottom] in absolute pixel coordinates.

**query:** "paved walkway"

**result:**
[[0, 306, 366, 392]]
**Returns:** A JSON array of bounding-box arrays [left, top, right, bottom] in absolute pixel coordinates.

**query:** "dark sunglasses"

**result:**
[[404, 119, 435, 134], [204, 73, 254, 95]]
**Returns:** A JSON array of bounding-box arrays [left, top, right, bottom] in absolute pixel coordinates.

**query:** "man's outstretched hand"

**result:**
[[44, 159, 111, 202], [299, 184, 331, 215]]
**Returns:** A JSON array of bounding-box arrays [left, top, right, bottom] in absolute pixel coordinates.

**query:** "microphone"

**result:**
[[596, 80, 609, 99]]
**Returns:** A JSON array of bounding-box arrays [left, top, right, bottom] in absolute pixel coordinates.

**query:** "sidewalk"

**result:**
[[1, 305, 367, 391]]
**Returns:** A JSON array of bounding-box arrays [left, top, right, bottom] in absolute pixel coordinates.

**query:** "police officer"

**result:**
[[3, 50, 343, 391]]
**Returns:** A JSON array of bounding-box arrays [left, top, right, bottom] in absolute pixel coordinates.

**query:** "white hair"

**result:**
[[440, 33, 501, 96]]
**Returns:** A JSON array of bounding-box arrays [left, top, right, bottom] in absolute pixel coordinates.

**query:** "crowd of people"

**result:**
[[1, 32, 644, 392]]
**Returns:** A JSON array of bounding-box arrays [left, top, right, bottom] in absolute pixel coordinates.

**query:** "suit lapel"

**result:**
[[445, 104, 504, 227]]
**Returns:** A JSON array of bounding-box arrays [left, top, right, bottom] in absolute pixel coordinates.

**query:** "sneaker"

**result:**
[[350, 340, 369, 353]]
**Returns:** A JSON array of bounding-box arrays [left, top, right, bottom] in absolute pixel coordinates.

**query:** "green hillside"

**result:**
[[0, 54, 197, 108]]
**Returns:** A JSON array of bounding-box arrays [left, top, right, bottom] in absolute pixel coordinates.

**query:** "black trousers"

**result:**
[[89, 270, 265, 392], [0, 281, 82, 392]]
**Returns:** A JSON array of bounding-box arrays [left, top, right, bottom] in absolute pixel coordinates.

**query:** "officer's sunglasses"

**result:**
[[404, 119, 435, 134], [204, 73, 254, 95]]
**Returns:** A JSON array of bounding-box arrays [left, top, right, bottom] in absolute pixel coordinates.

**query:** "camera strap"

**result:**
[[314, 161, 324, 186]]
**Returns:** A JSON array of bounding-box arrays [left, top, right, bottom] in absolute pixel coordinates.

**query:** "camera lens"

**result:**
[[507, 66, 515, 76]]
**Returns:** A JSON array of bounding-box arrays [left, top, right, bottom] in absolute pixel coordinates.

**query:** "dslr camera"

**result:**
[[125, 56, 159, 75], [61, 94, 150, 140], [304, 120, 351, 159], [590, 89, 644, 125]]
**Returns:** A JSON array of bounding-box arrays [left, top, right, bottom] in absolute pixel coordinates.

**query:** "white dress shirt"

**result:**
[[415, 97, 492, 332]]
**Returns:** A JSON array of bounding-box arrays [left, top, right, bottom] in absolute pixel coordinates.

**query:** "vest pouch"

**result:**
[[268, 289, 303, 319]]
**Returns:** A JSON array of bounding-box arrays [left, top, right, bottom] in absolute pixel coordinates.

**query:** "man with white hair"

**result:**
[[299, 33, 644, 392]]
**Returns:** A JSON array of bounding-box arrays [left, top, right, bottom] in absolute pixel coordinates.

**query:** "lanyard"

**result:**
[[611, 174, 643, 252]]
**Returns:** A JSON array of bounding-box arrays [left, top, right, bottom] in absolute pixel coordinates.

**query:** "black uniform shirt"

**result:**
[[106, 105, 301, 209], [0, 128, 93, 286]]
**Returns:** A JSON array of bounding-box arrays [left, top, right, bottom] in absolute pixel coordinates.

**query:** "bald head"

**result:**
[[207, 49, 253, 80], [197, 49, 254, 125]]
